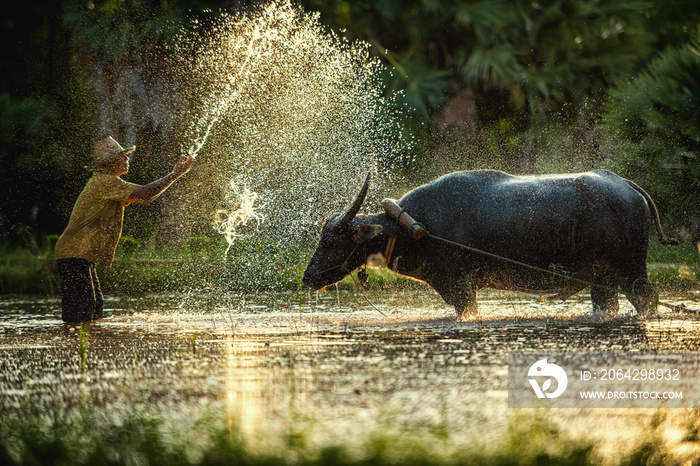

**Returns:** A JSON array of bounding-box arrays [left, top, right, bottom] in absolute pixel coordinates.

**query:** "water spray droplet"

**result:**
[[173, 0, 412, 244]]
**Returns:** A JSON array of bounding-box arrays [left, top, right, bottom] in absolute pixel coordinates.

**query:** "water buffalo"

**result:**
[[302, 170, 677, 319]]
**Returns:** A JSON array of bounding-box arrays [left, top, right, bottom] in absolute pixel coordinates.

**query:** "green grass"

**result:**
[[0, 406, 596, 466], [647, 241, 700, 291], [647, 241, 700, 264], [0, 246, 56, 295], [4, 403, 700, 465]]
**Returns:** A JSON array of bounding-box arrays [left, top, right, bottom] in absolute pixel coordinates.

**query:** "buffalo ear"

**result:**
[[353, 224, 383, 244]]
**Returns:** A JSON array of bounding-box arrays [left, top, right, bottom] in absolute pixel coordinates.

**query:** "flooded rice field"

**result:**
[[2, 290, 700, 462]]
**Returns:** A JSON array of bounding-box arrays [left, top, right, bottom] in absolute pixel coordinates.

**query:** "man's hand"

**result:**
[[174, 155, 194, 176], [128, 154, 196, 204]]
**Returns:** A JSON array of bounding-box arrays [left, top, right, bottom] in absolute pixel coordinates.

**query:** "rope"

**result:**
[[349, 272, 388, 317], [423, 231, 693, 315], [307, 220, 389, 317], [383, 234, 397, 265]]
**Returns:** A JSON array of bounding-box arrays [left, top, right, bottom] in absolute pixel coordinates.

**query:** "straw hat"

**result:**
[[86, 136, 135, 170]]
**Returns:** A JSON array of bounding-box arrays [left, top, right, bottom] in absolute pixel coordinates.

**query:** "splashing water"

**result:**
[[173, 0, 408, 243], [213, 185, 265, 255], [182, 4, 286, 160]]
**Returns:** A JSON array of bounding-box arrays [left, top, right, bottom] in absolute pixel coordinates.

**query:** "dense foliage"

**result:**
[[308, 0, 652, 122], [603, 40, 700, 228]]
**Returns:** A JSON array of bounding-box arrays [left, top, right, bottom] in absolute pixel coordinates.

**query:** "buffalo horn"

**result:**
[[337, 171, 371, 227]]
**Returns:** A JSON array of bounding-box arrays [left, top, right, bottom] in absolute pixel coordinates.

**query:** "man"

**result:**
[[55, 136, 194, 323]]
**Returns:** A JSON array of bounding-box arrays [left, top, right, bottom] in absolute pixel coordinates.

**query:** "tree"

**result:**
[[0, 0, 97, 243], [602, 38, 700, 229], [0, 0, 224, 241], [305, 0, 651, 125]]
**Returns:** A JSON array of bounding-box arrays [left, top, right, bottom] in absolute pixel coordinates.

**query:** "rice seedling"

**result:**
[[79, 323, 89, 368]]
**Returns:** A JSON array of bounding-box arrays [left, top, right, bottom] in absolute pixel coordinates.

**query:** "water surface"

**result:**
[[2, 291, 699, 460]]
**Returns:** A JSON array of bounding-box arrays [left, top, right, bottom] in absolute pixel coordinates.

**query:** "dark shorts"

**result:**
[[56, 258, 104, 323]]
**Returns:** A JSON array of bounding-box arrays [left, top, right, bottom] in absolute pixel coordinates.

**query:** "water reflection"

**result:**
[[225, 339, 266, 435], [1, 292, 700, 460]]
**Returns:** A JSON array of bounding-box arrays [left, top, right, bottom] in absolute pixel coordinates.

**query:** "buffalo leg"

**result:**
[[623, 276, 655, 317], [590, 276, 619, 316], [431, 275, 478, 320], [454, 274, 479, 320], [454, 291, 478, 321]]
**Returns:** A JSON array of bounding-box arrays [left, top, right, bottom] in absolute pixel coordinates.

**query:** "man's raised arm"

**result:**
[[128, 155, 194, 204]]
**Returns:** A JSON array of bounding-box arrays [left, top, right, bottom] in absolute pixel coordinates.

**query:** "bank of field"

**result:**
[[1, 235, 699, 298]]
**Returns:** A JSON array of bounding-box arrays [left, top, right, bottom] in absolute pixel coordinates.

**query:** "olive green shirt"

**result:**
[[55, 173, 136, 267]]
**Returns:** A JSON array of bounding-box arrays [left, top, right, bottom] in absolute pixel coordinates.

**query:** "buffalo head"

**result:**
[[302, 172, 383, 290]]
